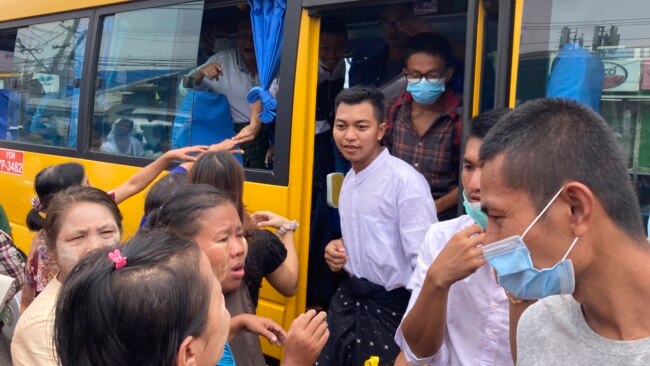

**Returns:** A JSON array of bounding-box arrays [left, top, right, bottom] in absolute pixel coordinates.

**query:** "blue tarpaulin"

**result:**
[[247, 0, 286, 123], [547, 42, 604, 112]]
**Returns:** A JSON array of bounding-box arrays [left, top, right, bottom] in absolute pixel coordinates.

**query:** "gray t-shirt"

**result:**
[[518, 295, 650, 365]]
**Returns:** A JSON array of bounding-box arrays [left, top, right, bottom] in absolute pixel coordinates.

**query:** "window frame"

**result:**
[[0, 0, 301, 185], [0, 9, 94, 159]]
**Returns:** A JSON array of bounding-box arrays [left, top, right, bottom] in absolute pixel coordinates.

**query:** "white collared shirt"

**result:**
[[394, 215, 513, 366], [180, 48, 278, 124], [340, 148, 437, 290]]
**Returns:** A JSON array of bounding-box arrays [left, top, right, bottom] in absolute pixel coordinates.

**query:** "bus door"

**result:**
[[300, 0, 511, 309]]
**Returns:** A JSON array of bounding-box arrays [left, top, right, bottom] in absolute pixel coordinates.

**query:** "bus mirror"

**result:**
[[326, 172, 344, 209]]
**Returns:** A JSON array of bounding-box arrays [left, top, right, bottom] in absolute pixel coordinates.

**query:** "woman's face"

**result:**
[[192, 203, 247, 286], [192, 252, 231, 366], [53, 201, 120, 279]]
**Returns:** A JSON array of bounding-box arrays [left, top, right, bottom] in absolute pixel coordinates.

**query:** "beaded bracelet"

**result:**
[[276, 220, 299, 237]]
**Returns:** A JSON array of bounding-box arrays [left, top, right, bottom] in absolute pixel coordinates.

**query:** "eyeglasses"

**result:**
[[404, 72, 444, 84]]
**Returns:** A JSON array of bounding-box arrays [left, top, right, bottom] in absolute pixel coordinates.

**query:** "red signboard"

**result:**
[[0, 148, 23, 176]]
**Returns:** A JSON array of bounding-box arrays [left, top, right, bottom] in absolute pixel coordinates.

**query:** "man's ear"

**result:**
[[377, 121, 387, 141], [563, 182, 594, 238], [175, 336, 198, 366]]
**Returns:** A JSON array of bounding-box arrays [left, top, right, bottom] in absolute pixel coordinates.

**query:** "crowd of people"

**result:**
[[0, 3, 649, 366]]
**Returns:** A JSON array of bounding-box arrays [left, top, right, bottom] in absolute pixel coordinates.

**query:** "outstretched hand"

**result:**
[[197, 61, 224, 81], [251, 210, 290, 229], [239, 314, 287, 346], [208, 139, 244, 155], [232, 121, 261, 144], [163, 145, 209, 162], [283, 310, 329, 366]]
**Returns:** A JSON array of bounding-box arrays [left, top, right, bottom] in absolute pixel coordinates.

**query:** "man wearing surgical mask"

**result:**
[[479, 98, 650, 365], [394, 109, 513, 366], [384, 33, 461, 221]]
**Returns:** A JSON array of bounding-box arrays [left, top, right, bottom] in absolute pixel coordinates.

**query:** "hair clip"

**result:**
[[30, 197, 43, 212], [108, 249, 127, 270]]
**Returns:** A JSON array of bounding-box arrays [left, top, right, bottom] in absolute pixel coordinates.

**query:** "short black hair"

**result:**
[[403, 33, 454, 68], [479, 98, 644, 239], [144, 183, 235, 239], [321, 17, 347, 38], [143, 173, 188, 217], [55, 230, 210, 365], [335, 86, 385, 123], [469, 108, 511, 139]]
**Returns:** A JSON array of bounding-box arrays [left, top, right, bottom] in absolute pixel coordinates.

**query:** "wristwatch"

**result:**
[[276, 220, 299, 237]]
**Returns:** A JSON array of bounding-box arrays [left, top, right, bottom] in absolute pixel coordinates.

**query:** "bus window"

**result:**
[[515, 0, 650, 230], [0, 18, 88, 148], [91, 2, 203, 158], [181, 2, 277, 170]]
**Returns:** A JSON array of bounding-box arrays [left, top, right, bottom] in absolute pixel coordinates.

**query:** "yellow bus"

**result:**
[[2, 0, 650, 361]]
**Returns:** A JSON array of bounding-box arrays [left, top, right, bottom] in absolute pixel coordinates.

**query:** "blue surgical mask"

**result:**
[[481, 187, 580, 300], [462, 190, 488, 229], [407, 79, 445, 105]]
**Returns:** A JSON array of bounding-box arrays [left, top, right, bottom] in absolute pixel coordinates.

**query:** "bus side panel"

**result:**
[[0, 151, 146, 253]]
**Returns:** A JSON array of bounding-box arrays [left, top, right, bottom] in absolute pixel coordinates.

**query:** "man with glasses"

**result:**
[[385, 33, 461, 221]]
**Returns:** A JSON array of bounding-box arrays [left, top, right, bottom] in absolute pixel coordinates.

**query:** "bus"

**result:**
[[2, 0, 650, 360]]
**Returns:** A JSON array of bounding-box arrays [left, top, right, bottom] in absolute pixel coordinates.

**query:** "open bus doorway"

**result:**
[[306, 0, 473, 311]]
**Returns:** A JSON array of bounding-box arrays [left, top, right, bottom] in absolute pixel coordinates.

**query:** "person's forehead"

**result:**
[[336, 101, 376, 120], [381, 6, 410, 20], [320, 32, 346, 43], [237, 20, 252, 33], [406, 52, 447, 69], [463, 137, 482, 161], [481, 156, 517, 205]]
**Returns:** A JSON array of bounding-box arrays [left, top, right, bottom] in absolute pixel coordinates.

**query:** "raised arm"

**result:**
[[110, 145, 207, 204], [232, 101, 263, 144], [250, 210, 299, 296], [399, 225, 485, 360], [177, 140, 243, 174]]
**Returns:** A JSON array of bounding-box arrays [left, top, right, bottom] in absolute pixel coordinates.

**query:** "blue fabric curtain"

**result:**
[[546, 42, 604, 112], [247, 0, 286, 123]]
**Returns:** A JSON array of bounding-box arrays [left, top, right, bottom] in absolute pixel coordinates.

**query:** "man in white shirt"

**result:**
[[183, 17, 276, 168], [100, 118, 145, 157], [318, 86, 437, 366], [394, 109, 513, 366]]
